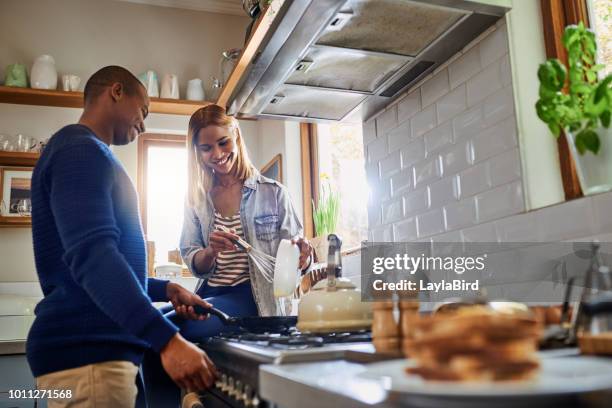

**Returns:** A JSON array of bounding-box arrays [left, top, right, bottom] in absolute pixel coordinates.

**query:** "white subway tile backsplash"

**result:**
[[475, 181, 524, 223], [440, 140, 471, 176], [421, 69, 450, 107], [363, 119, 377, 145], [437, 84, 467, 124], [448, 46, 481, 89], [387, 119, 412, 152], [479, 26, 508, 68], [404, 188, 430, 216], [592, 192, 612, 235], [495, 211, 539, 242], [397, 90, 422, 122], [372, 225, 394, 242], [394, 217, 418, 242], [453, 105, 486, 141], [461, 222, 499, 243], [382, 198, 404, 224], [429, 176, 459, 208], [411, 105, 437, 138], [444, 198, 477, 231], [483, 86, 515, 127], [458, 161, 490, 198], [376, 105, 398, 136], [417, 209, 446, 238], [368, 202, 382, 228], [488, 148, 521, 187], [390, 168, 412, 197], [380, 151, 402, 178], [424, 121, 453, 156], [470, 117, 517, 163], [537, 196, 596, 241], [365, 162, 380, 184], [367, 136, 388, 163], [401, 137, 426, 168], [414, 156, 442, 188], [364, 25, 527, 247], [466, 59, 503, 107]]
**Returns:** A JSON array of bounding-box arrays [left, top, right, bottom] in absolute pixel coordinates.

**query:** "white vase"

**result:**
[[186, 78, 205, 101], [566, 125, 612, 195], [30, 55, 58, 90]]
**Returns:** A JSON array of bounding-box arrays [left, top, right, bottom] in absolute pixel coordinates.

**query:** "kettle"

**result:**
[[296, 234, 372, 333]]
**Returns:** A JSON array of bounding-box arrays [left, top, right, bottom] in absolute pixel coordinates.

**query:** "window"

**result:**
[[588, 0, 612, 77], [138, 134, 187, 264], [316, 123, 368, 250]]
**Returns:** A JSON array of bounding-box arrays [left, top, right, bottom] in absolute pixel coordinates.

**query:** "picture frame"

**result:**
[[0, 166, 33, 227], [260, 154, 283, 184]]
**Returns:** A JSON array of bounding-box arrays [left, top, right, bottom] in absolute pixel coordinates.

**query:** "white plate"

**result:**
[[357, 357, 612, 398]]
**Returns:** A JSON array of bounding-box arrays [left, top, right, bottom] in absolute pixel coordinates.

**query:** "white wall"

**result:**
[[506, 0, 565, 210], [0, 0, 249, 97], [255, 120, 304, 223]]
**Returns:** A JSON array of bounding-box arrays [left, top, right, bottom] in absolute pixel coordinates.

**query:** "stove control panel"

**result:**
[[211, 371, 261, 407]]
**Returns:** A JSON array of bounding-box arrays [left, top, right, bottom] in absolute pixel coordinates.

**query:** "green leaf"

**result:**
[[575, 129, 601, 155], [601, 111, 611, 128]]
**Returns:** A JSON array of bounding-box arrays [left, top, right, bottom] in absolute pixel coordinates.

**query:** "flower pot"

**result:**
[[566, 126, 612, 195], [311, 235, 329, 263]]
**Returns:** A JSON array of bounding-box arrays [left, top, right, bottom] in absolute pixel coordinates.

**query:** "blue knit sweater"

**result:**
[[27, 124, 178, 377]]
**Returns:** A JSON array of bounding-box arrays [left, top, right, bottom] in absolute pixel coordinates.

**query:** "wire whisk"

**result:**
[[216, 225, 276, 283]]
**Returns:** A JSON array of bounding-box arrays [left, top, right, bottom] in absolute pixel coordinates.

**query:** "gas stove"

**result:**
[[195, 330, 374, 408]]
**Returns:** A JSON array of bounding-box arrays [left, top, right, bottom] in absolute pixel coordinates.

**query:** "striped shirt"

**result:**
[[208, 212, 251, 286]]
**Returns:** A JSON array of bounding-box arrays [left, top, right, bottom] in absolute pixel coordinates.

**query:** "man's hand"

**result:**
[[160, 333, 218, 391], [167, 282, 211, 320]]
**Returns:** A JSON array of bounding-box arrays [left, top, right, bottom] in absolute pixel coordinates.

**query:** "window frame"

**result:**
[[137, 133, 186, 236], [540, 0, 591, 200]]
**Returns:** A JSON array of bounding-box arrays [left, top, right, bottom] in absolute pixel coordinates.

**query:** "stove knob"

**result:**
[[251, 394, 261, 408], [220, 373, 228, 393], [226, 376, 235, 395], [233, 380, 243, 400], [242, 384, 253, 406], [215, 372, 225, 390]]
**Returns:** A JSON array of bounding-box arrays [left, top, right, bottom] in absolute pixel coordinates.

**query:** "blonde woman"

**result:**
[[175, 104, 312, 340]]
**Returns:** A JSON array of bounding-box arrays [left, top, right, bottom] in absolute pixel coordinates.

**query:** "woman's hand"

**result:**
[[208, 229, 240, 256], [292, 237, 313, 271], [167, 282, 212, 320]]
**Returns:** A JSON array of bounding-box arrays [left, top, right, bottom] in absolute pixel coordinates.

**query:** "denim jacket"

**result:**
[[179, 173, 303, 316]]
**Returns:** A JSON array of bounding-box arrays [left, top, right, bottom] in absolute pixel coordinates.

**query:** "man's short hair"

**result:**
[[83, 66, 143, 104]]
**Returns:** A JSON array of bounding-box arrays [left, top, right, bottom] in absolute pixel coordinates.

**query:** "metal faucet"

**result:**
[[326, 234, 342, 291]]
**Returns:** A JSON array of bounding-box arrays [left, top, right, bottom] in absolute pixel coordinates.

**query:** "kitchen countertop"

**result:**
[[0, 340, 26, 355], [259, 349, 612, 408]]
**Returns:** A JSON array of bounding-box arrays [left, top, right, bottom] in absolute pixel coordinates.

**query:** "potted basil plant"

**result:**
[[536, 22, 612, 195]]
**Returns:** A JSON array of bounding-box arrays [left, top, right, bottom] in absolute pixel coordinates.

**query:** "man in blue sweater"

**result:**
[[28, 66, 217, 407]]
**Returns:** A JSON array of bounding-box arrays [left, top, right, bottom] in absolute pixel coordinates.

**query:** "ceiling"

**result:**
[[111, 0, 245, 16]]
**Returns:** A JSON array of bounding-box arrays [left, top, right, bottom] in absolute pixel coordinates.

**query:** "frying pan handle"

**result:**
[[192, 304, 232, 323]]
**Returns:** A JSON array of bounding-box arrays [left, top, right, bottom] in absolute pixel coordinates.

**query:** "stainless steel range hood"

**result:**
[[225, 0, 509, 122]]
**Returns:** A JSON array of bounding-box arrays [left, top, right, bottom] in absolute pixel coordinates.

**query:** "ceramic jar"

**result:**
[[30, 55, 58, 90], [186, 78, 205, 101]]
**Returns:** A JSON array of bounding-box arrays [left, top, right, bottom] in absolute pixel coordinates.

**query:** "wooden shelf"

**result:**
[[0, 216, 31, 228], [0, 86, 213, 116], [0, 151, 40, 167]]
